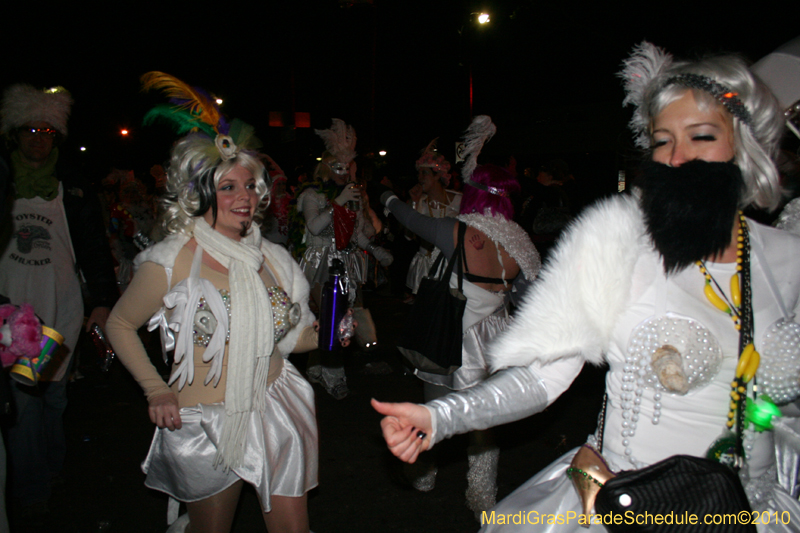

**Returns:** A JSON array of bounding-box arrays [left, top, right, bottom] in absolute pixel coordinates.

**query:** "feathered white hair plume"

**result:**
[[618, 42, 673, 149], [1, 84, 73, 136], [315, 118, 357, 165], [460, 115, 496, 180]]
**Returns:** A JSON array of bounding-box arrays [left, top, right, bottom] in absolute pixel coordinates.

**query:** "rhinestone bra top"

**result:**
[[192, 286, 301, 348]]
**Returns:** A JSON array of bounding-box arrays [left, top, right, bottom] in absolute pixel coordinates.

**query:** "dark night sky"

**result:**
[[4, 0, 798, 195]]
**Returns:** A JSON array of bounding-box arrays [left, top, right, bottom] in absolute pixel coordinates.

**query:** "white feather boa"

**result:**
[[488, 193, 649, 371]]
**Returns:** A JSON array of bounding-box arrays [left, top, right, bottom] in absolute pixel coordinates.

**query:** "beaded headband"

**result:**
[[664, 74, 753, 126], [463, 178, 510, 197]]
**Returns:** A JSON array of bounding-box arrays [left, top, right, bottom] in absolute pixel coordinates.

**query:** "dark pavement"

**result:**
[[30, 285, 605, 533]]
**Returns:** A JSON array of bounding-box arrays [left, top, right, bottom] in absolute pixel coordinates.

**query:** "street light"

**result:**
[[461, 12, 491, 118]]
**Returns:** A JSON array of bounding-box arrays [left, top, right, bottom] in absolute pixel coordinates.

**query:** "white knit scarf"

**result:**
[[193, 218, 274, 470]]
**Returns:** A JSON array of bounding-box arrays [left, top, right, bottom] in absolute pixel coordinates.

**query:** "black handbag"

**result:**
[[397, 222, 467, 375], [594, 455, 754, 532]]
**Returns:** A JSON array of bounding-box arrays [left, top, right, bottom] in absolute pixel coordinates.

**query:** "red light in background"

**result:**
[[269, 112, 284, 128], [295, 112, 311, 128]]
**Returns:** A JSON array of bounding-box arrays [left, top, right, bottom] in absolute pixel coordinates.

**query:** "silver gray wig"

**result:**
[[621, 43, 785, 211], [160, 134, 270, 236]]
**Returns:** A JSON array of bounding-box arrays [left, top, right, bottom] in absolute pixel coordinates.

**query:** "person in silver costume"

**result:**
[[293, 119, 391, 399], [404, 139, 462, 302]]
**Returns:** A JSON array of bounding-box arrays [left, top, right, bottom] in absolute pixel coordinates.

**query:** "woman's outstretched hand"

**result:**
[[371, 398, 432, 463], [149, 392, 182, 431]]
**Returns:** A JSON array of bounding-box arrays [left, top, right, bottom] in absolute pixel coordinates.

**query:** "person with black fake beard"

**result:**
[[373, 42, 800, 531]]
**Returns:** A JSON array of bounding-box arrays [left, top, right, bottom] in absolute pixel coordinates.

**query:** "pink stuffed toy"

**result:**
[[0, 303, 42, 368]]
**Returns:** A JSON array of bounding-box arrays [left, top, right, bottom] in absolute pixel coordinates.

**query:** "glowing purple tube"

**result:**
[[318, 259, 347, 352]]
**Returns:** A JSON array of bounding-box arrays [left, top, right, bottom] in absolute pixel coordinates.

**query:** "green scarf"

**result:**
[[11, 148, 60, 200]]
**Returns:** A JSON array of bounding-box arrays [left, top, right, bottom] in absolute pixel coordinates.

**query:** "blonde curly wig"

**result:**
[[159, 134, 270, 236]]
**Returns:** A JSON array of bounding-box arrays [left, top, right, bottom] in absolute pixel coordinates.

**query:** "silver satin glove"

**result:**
[[425, 366, 548, 447], [356, 230, 394, 267], [335, 184, 360, 206], [366, 243, 393, 267]]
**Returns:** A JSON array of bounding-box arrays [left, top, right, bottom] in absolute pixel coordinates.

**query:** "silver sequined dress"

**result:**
[[297, 187, 368, 300]]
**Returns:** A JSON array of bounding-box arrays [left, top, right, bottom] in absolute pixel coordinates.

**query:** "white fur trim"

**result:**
[[488, 194, 648, 371], [133, 232, 191, 271], [776, 197, 800, 238]]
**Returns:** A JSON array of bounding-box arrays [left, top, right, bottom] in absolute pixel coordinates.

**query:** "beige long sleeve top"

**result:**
[[107, 245, 317, 408]]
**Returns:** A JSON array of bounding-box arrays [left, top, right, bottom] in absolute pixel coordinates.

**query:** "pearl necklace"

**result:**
[[622, 316, 723, 466]]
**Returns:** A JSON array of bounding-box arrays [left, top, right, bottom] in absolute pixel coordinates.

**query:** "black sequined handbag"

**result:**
[[594, 454, 754, 532]]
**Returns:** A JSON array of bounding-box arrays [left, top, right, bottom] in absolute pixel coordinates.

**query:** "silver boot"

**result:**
[[319, 366, 349, 400], [404, 461, 438, 492], [465, 446, 499, 520]]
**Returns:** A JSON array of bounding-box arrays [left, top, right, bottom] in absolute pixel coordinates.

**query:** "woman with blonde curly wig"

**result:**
[[107, 129, 319, 533]]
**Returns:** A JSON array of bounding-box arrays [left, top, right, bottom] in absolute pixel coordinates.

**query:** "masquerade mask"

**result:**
[[328, 161, 349, 176]]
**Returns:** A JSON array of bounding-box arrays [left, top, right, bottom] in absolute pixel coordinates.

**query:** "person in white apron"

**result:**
[[0, 84, 118, 524]]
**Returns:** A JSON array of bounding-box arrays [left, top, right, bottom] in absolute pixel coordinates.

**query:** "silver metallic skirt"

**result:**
[[300, 245, 367, 301], [141, 361, 318, 512]]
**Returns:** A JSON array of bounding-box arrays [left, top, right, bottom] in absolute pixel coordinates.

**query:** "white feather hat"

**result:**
[[314, 118, 357, 166], [1, 84, 73, 137]]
